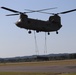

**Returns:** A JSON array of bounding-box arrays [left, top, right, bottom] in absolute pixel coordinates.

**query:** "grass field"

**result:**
[[0, 59, 76, 66], [0, 72, 76, 75], [0, 59, 76, 75]]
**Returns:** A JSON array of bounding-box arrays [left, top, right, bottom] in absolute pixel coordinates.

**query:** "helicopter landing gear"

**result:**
[[36, 30, 39, 33], [28, 30, 31, 34], [48, 32, 50, 35], [56, 31, 58, 34]]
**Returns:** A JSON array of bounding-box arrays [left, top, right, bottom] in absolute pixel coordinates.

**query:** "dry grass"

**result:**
[[0, 59, 76, 66], [60, 73, 76, 75], [0, 60, 76, 75]]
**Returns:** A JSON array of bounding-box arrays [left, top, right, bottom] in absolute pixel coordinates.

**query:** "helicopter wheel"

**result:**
[[56, 31, 58, 34], [48, 32, 50, 35], [28, 30, 31, 34], [36, 30, 39, 33]]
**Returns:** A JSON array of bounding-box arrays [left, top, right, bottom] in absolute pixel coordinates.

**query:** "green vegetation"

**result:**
[[0, 72, 76, 75], [0, 53, 76, 63], [0, 72, 58, 75]]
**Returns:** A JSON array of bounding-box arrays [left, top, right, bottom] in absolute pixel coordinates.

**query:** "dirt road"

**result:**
[[0, 65, 76, 73]]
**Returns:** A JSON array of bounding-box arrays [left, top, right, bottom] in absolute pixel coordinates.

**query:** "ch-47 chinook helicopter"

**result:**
[[1, 7, 76, 35]]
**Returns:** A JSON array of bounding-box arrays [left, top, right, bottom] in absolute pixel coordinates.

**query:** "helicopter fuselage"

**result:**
[[16, 16, 62, 34]]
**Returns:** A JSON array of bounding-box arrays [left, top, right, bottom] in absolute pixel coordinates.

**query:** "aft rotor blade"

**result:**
[[25, 7, 57, 13], [33, 11, 54, 14], [58, 9, 76, 14], [36, 7, 57, 11], [35, 9, 76, 15], [1, 7, 20, 13]]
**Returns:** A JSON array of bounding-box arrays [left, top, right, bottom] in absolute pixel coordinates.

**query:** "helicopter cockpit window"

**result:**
[[18, 19, 21, 22]]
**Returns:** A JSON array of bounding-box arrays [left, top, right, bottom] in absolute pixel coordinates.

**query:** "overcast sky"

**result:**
[[0, 0, 76, 58]]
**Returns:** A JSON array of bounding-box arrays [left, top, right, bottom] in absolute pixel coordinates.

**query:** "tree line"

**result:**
[[0, 53, 76, 63]]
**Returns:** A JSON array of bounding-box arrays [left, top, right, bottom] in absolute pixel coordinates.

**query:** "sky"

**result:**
[[0, 0, 76, 58]]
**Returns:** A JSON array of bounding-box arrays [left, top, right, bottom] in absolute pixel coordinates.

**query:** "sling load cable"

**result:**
[[34, 31, 39, 55], [44, 32, 47, 54]]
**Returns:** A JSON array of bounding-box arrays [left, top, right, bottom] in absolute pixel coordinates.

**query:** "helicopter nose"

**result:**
[[15, 21, 19, 26], [15, 21, 22, 28], [60, 25, 62, 28]]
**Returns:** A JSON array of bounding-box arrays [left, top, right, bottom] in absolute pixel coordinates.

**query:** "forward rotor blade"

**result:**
[[1, 7, 20, 13], [25, 7, 57, 13], [58, 9, 76, 14], [6, 14, 19, 16]]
